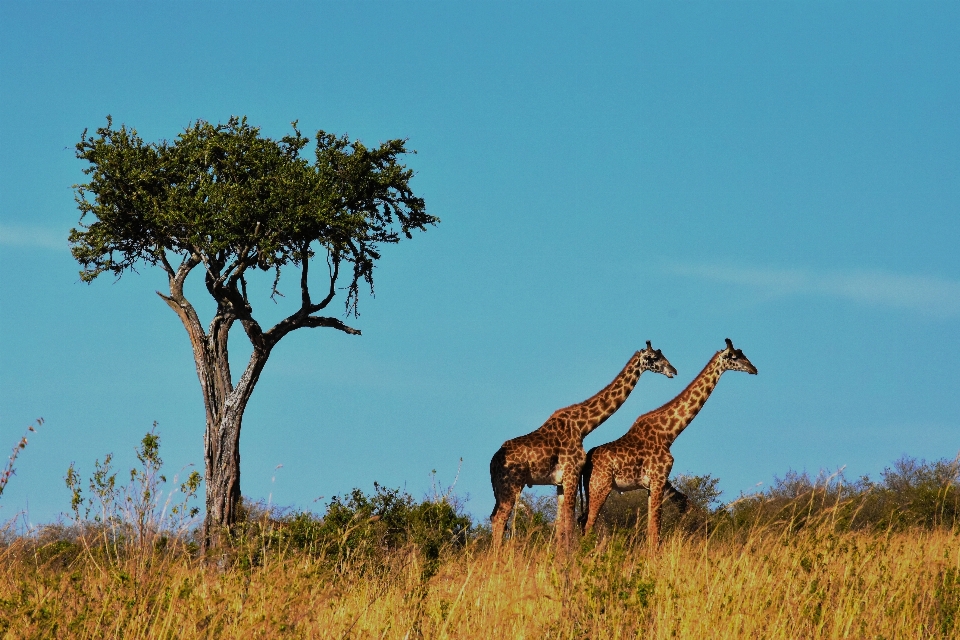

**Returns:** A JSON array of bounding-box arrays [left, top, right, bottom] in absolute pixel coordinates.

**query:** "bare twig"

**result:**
[[0, 419, 44, 500]]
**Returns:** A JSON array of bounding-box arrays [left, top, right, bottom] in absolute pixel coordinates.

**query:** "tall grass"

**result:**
[[1, 430, 958, 638], [1, 520, 957, 638]]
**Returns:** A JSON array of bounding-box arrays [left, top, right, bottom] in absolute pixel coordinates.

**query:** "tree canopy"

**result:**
[[71, 116, 437, 328]]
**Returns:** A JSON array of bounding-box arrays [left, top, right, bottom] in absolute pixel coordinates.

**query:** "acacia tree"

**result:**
[[70, 116, 437, 548]]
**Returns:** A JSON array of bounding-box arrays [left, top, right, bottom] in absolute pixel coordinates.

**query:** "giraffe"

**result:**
[[489, 342, 677, 549], [578, 338, 757, 551]]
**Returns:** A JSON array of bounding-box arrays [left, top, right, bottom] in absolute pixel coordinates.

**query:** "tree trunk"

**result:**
[[157, 254, 359, 550], [159, 267, 272, 551], [201, 348, 269, 549]]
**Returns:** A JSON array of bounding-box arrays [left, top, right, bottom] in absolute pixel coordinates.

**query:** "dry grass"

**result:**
[[2, 524, 958, 639]]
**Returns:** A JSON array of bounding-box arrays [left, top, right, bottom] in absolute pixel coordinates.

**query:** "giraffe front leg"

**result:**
[[647, 475, 666, 552], [557, 476, 579, 549]]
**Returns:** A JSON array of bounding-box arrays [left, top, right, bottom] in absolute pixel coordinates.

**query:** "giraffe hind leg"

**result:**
[[490, 480, 523, 548], [555, 485, 566, 543], [490, 447, 517, 548], [583, 466, 613, 535], [577, 455, 593, 533]]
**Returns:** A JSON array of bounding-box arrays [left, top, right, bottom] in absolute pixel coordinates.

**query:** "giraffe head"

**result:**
[[718, 338, 758, 374], [640, 340, 677, 378]]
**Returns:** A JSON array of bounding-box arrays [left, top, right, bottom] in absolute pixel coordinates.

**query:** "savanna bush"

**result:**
[[587, 456, 960, 542], [589, 472, 722, 537], [721, 455, 960, 535], [24, 427, 472, 580], [234, 483, 472, 576]]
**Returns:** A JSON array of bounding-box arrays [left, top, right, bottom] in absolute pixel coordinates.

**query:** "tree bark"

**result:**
[[157, 257, 258, 550], [201, 347, 269, 548]]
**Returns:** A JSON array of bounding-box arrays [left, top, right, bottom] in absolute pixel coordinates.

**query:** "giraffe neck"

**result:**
[[575, 351, 645, 438], [653, 352, 725, 444]]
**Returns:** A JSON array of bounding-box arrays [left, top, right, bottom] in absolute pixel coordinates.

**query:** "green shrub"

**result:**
[[583, 457, 959, 542], [235, 483, 473, 574], [721, 455, 960, 535], [590, 473, 721, 537]]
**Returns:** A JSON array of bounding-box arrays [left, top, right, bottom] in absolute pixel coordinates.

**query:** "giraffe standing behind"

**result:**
[[579, 338, 757, 551], [490, 342, 677, 549]]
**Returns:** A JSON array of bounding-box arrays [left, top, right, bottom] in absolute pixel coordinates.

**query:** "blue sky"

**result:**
[[1, 2, 958, 526]]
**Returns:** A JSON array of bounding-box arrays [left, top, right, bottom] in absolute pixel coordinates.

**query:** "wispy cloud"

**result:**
[[668, 264, 960, 318], [0, 224, 69, 251]]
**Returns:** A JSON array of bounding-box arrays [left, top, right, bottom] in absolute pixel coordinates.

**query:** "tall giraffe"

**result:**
[[490, 342, 677, 549], [579, 339, 757, 551]]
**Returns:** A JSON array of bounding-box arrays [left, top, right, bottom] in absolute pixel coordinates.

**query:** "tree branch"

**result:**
[[263, 307, 360, 347], [222, 223, 260, 292], [300, 316, 362, 335], [300, 246, 311, 308], [315, 252, 340, 311], [159, 252, 200, 301], [158, 251, 176, 279], [193, 249, 268, 354]]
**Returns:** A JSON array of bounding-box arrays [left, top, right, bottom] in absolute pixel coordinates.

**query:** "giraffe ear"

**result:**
[[646, 340, 652, 350], [725, 338, 734, 350]]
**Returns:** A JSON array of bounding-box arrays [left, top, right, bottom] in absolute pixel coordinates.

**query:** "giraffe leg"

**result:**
[[490, 447, 523, 550], [583, 466, 613, 535], [490, 481, 522, 550], [566, 476, 581, 544], [555, 485, 566, 545], [577, 454, 593, 533], [576, 486, 588, 534], [647, 475, 666, 552], [557, 476, 579, 549]]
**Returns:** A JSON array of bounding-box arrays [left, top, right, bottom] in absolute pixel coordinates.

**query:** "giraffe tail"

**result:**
[[490, 446, 508, 520], [578, 448, 596, 533]]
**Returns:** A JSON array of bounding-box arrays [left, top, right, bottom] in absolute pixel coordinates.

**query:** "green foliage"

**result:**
[[63, 425, 202, 558], [70, 116, 437, 314], [65, 452, 118, 525], [509, 491, 558, 542], [592, 473, 721, 536], [173, 472, 202, 522], [237, 483, 472, 571], [587, 457, 960, 542], [721, 456, 960, 534], [675, 473, 723, 511], [571, 536, 656, 627], [32, 538, 84, 571]]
